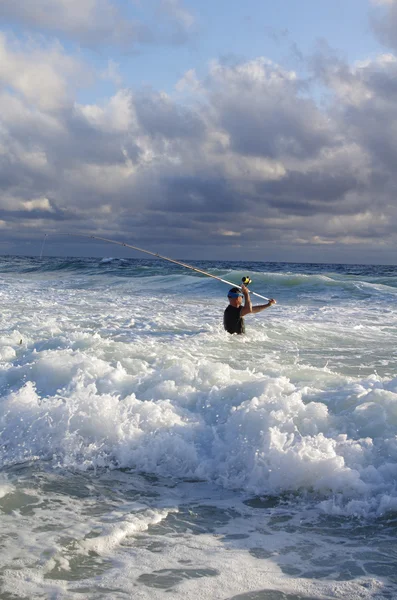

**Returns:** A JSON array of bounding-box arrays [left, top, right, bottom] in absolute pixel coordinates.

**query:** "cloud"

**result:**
[[160, 0, 195, 30], [0, 0, 196, 49], [312, 46, 397, 176], [370, 0, 397, 52], [158, 0, 196, 43], [0, 33, 88, 111], [0, 0, 151, 48], [134, 89, 205, 140], [2, 30, 397, 261], [206, 58, 336, 160]]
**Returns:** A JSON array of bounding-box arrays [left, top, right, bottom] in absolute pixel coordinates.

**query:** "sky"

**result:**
[[1, 0, 397, 263]]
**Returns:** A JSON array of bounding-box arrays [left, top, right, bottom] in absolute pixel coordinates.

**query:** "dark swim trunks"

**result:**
[[223, 305, 245, 334]]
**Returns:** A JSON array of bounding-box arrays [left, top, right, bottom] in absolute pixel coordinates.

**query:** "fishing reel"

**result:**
[[242, 276, 252, 285]]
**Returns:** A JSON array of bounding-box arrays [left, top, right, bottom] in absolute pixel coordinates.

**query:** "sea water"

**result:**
[[1, 255, 397, 600]]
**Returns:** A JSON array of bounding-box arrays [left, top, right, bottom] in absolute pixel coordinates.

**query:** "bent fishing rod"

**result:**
[[52, 233, 270, 301]]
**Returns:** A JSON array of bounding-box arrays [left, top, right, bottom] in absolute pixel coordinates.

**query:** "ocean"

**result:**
[[1, 255, 397, 600]]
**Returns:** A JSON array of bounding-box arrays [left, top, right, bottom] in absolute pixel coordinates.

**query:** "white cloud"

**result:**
[[0, 0, 196, 49], [21, 198, 54, 212], [76, 90, 136, 133], [0, 33, 89, 111], [175, 69, 201, 93], [0, 0, 148, 48]]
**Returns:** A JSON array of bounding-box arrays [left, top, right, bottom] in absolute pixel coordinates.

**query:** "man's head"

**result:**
[[227, 287, 243, 306]]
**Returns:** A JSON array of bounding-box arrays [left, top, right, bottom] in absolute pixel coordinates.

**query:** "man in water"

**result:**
[[223, 283, 276, 334]]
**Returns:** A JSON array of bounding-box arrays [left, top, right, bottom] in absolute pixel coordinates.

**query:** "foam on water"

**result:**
[[0, 474, 14, 498], [1, 257, 397, 598], [0, 468, 392, 600], [1, 260, 397, 516]]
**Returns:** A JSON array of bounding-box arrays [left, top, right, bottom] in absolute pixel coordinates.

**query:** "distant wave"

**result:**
[[0, 257, 396, 296], [99, 257, 128, 264]]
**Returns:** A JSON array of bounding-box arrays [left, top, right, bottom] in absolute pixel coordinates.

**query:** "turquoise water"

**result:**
[[1, 256, 397, 599]]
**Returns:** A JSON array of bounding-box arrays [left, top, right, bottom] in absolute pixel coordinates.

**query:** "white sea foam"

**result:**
[[0, 474, 14, 498], [1, 265, 397, 501], [80, 508, 174, 555], [1, 275, 397, 517], [1, 259, 397, 598], [0, 469, 388, 600]]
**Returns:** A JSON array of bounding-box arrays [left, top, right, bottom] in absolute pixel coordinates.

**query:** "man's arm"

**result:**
[[250, 299, 276, 314], [240, 283, 252, 316], [240, 284, 277, 316]]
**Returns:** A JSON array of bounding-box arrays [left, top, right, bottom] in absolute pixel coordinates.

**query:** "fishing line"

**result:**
[[39, 234, 47, 259], [53, 233, 270, 301]]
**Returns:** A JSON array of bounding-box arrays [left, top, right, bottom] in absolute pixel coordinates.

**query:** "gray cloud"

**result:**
[[208, 59, 335, 160], [0, 202, 71, 223], [371, 0, 397, 52], [134, 90, 204, 140], [152, 175, 245, 215], [260, 180, 361, 216], [312, 45, 397, 191], [2, 32, 397, 262]]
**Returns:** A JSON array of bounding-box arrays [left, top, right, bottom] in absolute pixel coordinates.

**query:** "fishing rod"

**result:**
[[55, 233, 270, 301]]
